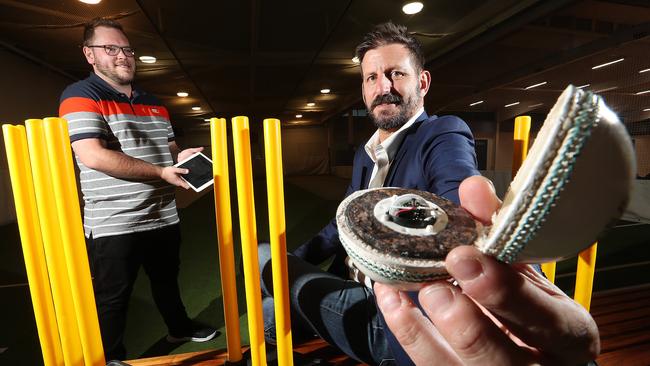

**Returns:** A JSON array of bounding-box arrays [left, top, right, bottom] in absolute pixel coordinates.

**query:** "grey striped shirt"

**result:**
[[59, 74, 179, 238]]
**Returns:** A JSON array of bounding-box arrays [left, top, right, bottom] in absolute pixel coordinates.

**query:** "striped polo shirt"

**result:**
[[59, 72, 179, 239]]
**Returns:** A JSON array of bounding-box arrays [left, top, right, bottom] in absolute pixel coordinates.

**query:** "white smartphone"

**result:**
[[173, 152, 214, 192]]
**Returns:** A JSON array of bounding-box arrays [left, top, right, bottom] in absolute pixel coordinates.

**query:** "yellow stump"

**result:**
[[210, 118, 243, 362], [43, 117, 105, 366], [26, 119, 84, 366], [541, 262, 557, 283], [512, 116, 531, 178], [574, 243, 598, 311], [231, 116, 266, 366], [3, 124, 64, 366], [263, 118, 294, 366]]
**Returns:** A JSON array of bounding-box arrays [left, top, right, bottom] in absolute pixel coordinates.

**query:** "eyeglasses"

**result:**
[[87, 45, 135, 57]]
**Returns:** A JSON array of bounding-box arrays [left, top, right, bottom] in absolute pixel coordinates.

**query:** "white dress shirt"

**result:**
[[347, 107, 424, 287]]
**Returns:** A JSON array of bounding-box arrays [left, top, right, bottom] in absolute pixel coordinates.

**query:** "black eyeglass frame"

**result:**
[[86, 44, 136, 57]]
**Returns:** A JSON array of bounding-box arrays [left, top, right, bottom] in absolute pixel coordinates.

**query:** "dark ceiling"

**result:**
[[1, 0, 649, 131]]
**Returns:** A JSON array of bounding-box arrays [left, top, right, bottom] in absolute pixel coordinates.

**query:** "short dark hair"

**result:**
[[83, 17, 126, 46], [355, 22, 425, 71]]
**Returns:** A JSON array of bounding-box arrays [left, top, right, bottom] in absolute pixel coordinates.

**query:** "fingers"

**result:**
[[446, 246, 600, 363], [161, 166, 190, 189], [186, 146, 204, 154], [457, 176, 598, 363], [172, 167, 189, 175], [177, 147, 204, 162], [459, 175, 501, 224], [374, 283, 462, 366], [418, 282, 534, 366]]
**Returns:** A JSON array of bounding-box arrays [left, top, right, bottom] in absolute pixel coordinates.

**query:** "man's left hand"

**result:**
[[177, 147, 204, 163]]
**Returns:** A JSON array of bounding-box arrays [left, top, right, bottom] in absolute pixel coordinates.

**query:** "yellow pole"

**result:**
[[3, 124, 64, 366], [231, 116, 266, 366], [25, 120, 84, 366], [574, 243, 598, 311], [43, 117, 105, 366], [541, 262, 557, 284], [210, 118, 243, 362], [263, 118, 294, 366], [511, 116, 531, 178]]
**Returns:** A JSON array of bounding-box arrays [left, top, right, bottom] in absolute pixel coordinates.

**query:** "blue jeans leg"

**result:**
[[258, 244, 393, 365]]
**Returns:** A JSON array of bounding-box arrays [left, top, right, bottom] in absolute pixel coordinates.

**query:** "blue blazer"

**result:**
[[294, 111, 479, 272], [293, 111, 479, 365]]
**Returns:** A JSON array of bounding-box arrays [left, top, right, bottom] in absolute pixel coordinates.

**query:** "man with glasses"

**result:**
[[59, 18, 216, 361]]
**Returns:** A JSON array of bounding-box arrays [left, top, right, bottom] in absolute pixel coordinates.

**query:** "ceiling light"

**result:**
[[320, 88, 331, 94], [296, 114, 303, 118], [643, 108, 650, 112], [469, 100, 483, 107], [524, 81, 547, 90], [352, 56, 360, 64], [504, 102, 520, 108], [177, 92, 189, 97], [635, 90, 650, 95], [204, 119, 211, 122], [79, 0, 101, 4], [307, 102, 315, 107], [528, 103, 544, 108], [139, 55, 156, 64], [402, 2, 424, 15], [592, 58, 624, 70], [192, 106, 201, 111], [577, 84, 590, 89], [640, 68, 650, 74]]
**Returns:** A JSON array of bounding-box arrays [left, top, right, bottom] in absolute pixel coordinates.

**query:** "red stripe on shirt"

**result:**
[[59, 97, 102, 116], [60, 97, 170, 120]]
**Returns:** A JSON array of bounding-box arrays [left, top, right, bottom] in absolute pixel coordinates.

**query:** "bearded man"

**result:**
[[258, 22, 479, 365]]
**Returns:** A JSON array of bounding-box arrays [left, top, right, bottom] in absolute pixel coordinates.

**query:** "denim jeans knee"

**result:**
[[258, 242, 272, 271], [262, 296, 277, 344], [258, 243, 274, 295]]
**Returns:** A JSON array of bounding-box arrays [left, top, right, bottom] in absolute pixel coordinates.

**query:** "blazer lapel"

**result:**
[[360, 153, 373, 189]]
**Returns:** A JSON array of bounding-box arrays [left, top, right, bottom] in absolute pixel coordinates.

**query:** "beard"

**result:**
[[95, 59, 135, 86], [368, 87, 421, 130]]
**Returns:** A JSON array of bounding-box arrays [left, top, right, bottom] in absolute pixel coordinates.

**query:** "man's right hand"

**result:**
[[375, 176, 600, 366], [160, 166, 190, 189]]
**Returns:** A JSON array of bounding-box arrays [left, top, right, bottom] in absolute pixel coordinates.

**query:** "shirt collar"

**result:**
[[364, 107, 424, 163], [88, 72, 143, 99]]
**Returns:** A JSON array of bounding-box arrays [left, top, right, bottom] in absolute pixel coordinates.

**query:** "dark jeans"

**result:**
[[86, 224, 192, 360], [258, 243, 394, 365]]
